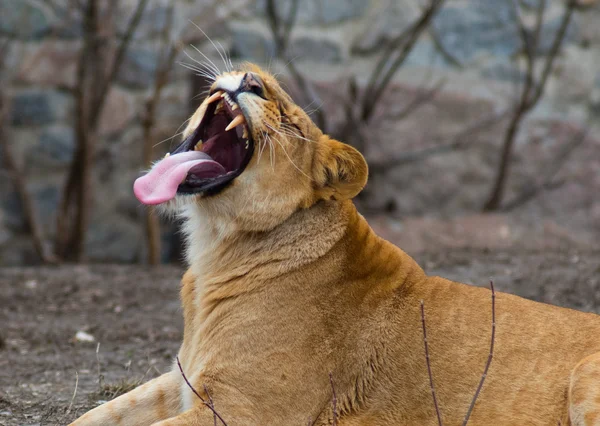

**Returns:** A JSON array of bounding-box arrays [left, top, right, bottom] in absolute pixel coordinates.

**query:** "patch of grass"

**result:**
[[89, 379, 141, 401]]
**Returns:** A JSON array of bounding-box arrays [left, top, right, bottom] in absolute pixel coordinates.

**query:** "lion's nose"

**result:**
[[239, 73, 264, 97]]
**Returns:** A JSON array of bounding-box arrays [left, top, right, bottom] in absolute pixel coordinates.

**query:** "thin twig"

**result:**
[[96, 342, 104, 388], [0, 99, 56, 263], [329, 372, 338, 426], [176, 357, 228, 425], [66, 370, 79, 415], [502, 128, 588, 211], [529, 0, 576, 106], [369, 108, 509, 172], [90, 0, 149, 124], [420, 300, 443, 426], [483, 0, 576, 211], [203, 384, 218, 426], [462, 281, 496, 425], [384, 79, 446, 122], [429, 25, 463, 68], [141, 0, 179, 265], [265, 0, 326, 130], [361, 0, 446, 122]]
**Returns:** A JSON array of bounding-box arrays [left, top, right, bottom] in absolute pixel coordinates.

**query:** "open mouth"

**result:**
[[133, 91, 254, 205]]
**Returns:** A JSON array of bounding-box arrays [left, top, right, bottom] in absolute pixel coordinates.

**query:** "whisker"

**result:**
[[188, 21, 229, 74], [153, 129, 185, 149], [277, 140, 311, 179], [181, 48, 219, 76], [269, 132, 311, 179], [178, 60, 217, 81], [269, 135, 275, 171], [153, 116, 193, 149], [182, 48, 219, 77], [267, 123, 315, 144], [216, 40, 234, 72], [187, 44, 221, 76]]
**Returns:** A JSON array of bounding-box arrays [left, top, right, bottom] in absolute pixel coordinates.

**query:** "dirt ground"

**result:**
[[1, 249, 599, 425]]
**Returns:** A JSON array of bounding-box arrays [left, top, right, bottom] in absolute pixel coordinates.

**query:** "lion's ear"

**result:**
[[312, 137, 368, 201]]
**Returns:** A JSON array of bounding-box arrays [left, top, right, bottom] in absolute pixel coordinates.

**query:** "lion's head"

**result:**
[[134, 63, 368, 232]]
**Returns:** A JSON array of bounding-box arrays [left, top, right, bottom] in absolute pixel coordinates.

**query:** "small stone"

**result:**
[[24, 279, 37, 289], [74, 330, 95, 343]]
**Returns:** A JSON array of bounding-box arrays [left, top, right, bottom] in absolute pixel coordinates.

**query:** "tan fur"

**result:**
[[72, 64, 600, 426]]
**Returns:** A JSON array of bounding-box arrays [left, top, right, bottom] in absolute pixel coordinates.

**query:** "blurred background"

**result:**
[[1, 1, 600, 423], [0, 0, 599, 266]]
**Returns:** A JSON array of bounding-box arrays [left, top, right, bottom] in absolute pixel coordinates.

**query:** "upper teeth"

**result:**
[[207, 90, 248, 133], [225, 114, 246, 132]]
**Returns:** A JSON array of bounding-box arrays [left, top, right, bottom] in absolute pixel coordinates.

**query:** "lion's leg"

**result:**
[[151, 405, 258, 426], [151, 407, 222, 426], [70, 371, 181, 426], [569, 352, 600, 426]]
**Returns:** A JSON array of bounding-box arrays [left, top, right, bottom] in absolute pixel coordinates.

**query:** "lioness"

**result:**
[[72, 64, 600, 426]]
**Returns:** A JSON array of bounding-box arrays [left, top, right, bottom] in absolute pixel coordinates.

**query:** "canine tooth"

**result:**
[[225, 114, 246, 131], [206, 91, 223, 104]]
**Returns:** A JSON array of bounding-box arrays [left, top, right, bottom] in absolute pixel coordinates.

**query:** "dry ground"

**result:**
[[1, 249, 599, 425]]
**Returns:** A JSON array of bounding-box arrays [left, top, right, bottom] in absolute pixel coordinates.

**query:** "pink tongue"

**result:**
[[133, 151, 226, 205]]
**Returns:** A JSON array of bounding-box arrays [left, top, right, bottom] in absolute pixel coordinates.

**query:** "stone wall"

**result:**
[[1, 0, 599, 265]]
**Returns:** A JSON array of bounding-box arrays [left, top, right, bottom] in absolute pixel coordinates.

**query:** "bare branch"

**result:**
[[483, 0, 576, 211], [176, 357, 228, 426], [420, 300, 443, 426], [0, 98, 57, 264], [329, 372, 338, 426], [265, 0, 326, 130], [361, 0, 446, 122], [502, 128, 587, 211], [369, 108, 508, 172], [203, 384, 218, 426], [383, 79, 445, 122], [529, 0, 576, 106], [462, 280, 496, 425], [90, 0, 149, 125], [141, 1, 180, 265], [429, 25, 463, 68]]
